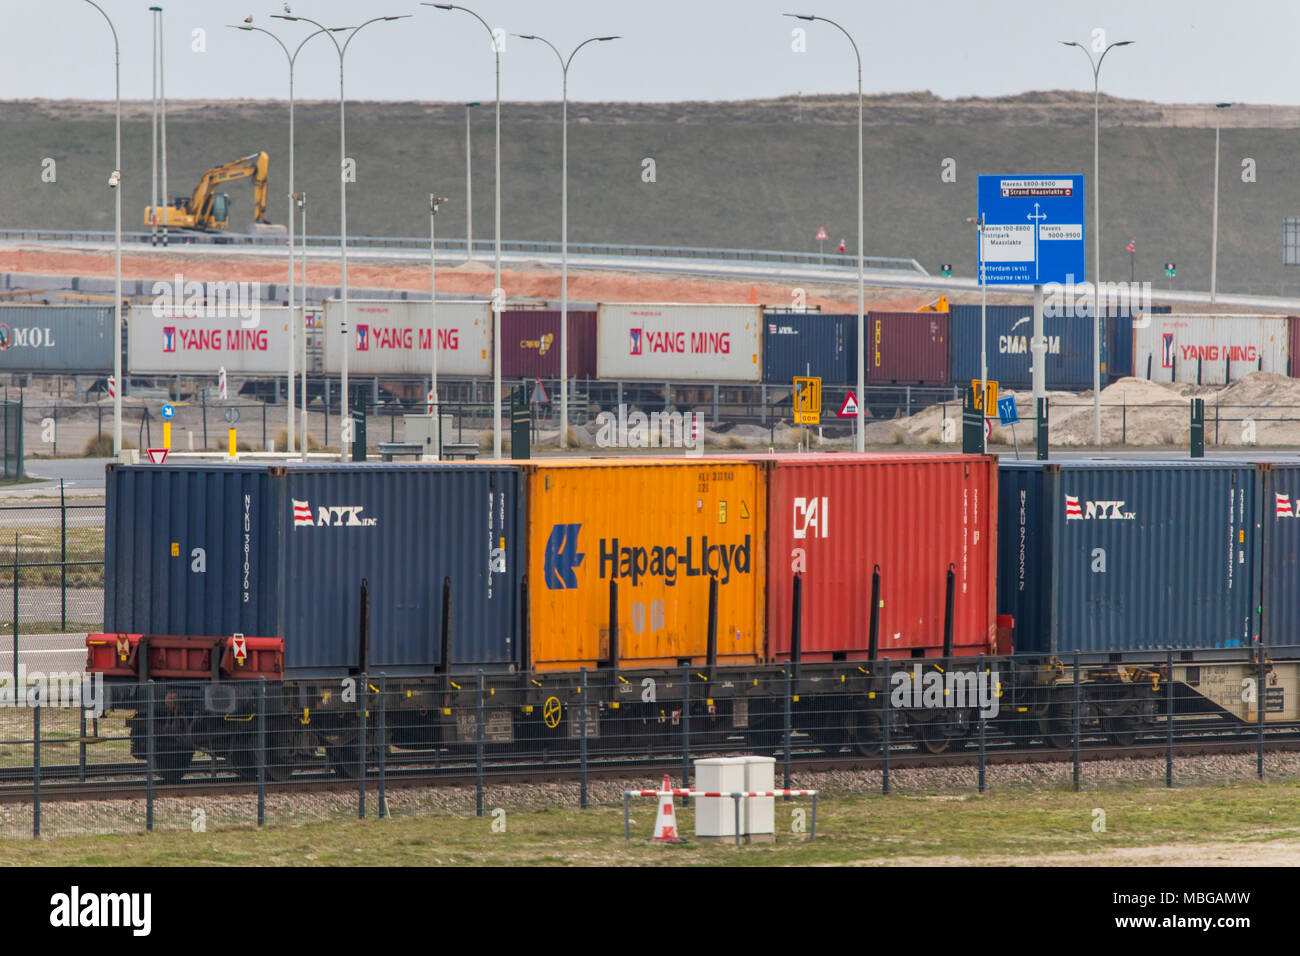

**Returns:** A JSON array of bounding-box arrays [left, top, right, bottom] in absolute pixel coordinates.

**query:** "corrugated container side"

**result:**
[[322, 299, 492, 376], [281, 465, 522, 676], [499, 310, 598, 379], [596, 303, 762, 382], [949, 304, 1104, 390], [1003, 461, 1258, 654], [128, 306, 295, 375], [1259, 463, 1300, 644], [762, 313, 854, 385], [865, 311, 950, 385], [1110, 305, 1171, 379], [526, 460, 765, 670], [0, 305, 114, 373], [1133, 314, 1289, 384], [995, 464, 1050, 651], [763, 454, 997, 660], [1291, 317, 1300, 377], [103, 464, 280, 639]]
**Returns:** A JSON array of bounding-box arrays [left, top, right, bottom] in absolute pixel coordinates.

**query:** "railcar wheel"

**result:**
[[915, 720, 968, 755], [844, 707, 883, 757], [156, 736, 194, 784], [1036, 702, 1074, 750], [1100, 709, 1142, 748]]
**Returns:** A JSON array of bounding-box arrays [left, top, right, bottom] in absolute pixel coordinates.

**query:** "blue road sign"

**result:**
[[977, 174, 1086, 286], [997, 396, 1019, 426], [160, 404, 175, 420]]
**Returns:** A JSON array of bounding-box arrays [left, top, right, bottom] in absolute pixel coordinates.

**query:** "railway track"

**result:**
[[2, 730, 1296, 806]]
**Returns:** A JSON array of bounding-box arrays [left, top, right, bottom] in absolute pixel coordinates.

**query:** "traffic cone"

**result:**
[[651, 774, 685, 843]]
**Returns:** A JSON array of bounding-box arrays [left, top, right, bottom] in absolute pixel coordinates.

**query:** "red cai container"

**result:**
[[499, 310, 597, 379], [864, 311, 950, 385], [763, 453, 997, 661]]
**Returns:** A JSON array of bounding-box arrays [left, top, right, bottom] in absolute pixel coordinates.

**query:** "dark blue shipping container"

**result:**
[[762, 312, 855, 385], [999, 460, 1259, 654], [950, 304, 1105, 391], [1259, 462, 1300, 646], [1108, 305, 1172, 380], [104, 462, 524, 678]]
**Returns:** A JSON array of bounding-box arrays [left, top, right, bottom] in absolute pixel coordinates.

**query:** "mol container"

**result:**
[[999, 460, 1259, 654], [525, 459, 765, 671], [596, 303, 762, 382], [322, 299, 492, 376], [762, 312, 856, 385], [865, 311, 950, 385], [1133, 313, 1289, 384], [761, 453, 998, 661], [0, 305, 114, 374], [103, 462, 524, 678], [499, 309, 598, 380]]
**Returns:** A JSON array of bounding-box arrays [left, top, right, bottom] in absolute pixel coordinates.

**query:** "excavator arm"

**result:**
[[144, 151, 271, 231]]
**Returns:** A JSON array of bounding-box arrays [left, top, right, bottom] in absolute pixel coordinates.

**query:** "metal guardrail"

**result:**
[[0, 228, 929, 275]]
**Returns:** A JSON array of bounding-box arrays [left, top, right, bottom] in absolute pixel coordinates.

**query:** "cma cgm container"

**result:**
[[762, 312, 855, 385], [0, 305, 114, 373], [762, 454, 998, 661], [1133, 313, 1289, 384], [596, 303, 762, 382], [322, 299, 491, 376], [999, 461, 1259, 654], [103, 462, 524, 677], [865, 311, 950, 385], [949, 303, 1104, 390], [526, 459, 765, 670], [499, 309, 598, 379]]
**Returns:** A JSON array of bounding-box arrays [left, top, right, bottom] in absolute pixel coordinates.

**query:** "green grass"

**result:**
[[0, 707, 130, 766], [3, 780, 1300, 865]]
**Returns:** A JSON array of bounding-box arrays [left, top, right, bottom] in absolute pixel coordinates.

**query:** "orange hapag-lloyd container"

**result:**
[[526, 459, 766, 671]]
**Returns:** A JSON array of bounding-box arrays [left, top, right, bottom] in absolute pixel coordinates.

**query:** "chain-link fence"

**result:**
[[1, 643, 1297, 839]]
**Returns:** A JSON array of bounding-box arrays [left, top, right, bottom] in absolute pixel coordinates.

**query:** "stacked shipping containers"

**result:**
[[499, 309, 598, 379]]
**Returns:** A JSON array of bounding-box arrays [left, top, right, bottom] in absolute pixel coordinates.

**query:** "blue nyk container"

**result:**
[[999, 460, 1259, 654], [950, 304, 1105, 390], [1258, 461, 1300, 647], [104, 462, 524, 677], [762, 312, 856, 385]]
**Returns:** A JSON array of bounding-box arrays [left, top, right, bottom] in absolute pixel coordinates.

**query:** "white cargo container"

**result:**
[[128, 305, 293, 375], [596, 303, 762, 382], [322, 299, 492, 377], [1134, 313, 1290, 384]]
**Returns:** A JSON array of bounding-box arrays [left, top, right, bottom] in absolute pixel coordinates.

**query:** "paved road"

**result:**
[[19, 458, 111, 494], [0, 632, 89, 676]]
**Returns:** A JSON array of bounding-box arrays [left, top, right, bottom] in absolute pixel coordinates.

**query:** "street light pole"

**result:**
[[231, 23, 336, 457], [1062, 38, 1132, 446], [430, 194, 448, 458], [273, 13, 408, 462], [429, 4, 503, 458], [1211, 102, 1232, 303], [517, 33, 619, 450], [788, 13, 864, 451], [82, 0, 122, 456]]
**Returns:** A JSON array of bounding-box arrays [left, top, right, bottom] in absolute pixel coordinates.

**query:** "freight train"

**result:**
[[86, 453, 1300, 782]]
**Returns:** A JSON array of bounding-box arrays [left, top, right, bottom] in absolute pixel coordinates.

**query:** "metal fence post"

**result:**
[[681, 662, 691, 806], [1165, 649, 1174, 788], [978, 653, 986, 794], [1072, 652, 1081, 792], [579, 667, 589, 810], [78, 706, 86, 784], [257, 676, 266, 827], [476, 669, 485, 817], [1257, 646, 1266, 780], [146, 680, 155, 832], [12, 537, 18, 679], [882, 658, 891, 796], [32, 696, 40, 838], [358, 671, 368, 819], [60, 479, 66, 631], [377, 673, 387, 819], [783, 668, 793, 796]]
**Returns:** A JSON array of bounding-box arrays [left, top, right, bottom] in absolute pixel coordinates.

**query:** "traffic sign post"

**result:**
[[793, 376, 821, 426], [961, 386, 984, 455], [970, 379, 999, 416], [1036, 397, 1050, 461], [815, 226, 828, 264], [998, 395, 1020, 459], [160, 404, 175, 421], [940, 263, 952, 277]]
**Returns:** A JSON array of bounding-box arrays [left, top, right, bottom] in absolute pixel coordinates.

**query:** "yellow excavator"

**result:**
[[143, 151, 274, 232]]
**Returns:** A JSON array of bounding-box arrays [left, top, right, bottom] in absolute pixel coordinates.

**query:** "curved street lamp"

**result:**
[[516, 32, 620, 449]]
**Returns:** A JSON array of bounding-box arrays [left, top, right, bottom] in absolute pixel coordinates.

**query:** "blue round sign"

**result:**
[[161, 404, 175, 420]]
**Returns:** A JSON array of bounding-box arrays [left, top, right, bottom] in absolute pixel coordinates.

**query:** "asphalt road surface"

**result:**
[[22, 458, 111, 493]]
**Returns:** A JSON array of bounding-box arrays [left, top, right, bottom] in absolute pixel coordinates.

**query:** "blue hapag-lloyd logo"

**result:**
[[544, 523, 585, 589]]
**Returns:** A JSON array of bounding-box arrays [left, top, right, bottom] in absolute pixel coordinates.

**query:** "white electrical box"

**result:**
[[403, 413, 453, 457], [693, 757, 747, 841], [743, 755, 776, 842]]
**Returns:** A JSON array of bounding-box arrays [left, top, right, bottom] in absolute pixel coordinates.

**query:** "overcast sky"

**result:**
[[0, 0, 1291, 104]]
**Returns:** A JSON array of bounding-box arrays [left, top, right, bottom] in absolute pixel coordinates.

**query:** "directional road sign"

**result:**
[[793, 376, 821, 425], [997, 395, 1019, 426], [977, 174, 1085, 286], [837, 392, 859, 419], [160, 403, 175, 420]]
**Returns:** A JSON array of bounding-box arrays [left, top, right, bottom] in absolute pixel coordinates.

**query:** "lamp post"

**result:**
[[967, 216, 988, 420], [517, 32, 619, 450], [428, 3, 503, 458], [82, 0, 122, 456], [430, 194, 448, 458], [465, 102, 478, 260], [787, 13, 864, 451], [230, 22, 338, 457], [295, 190, 309, 459], [1211, 102, 1232, 303], [273, 12, 408, 462], [1061, 37, 1133, 446]]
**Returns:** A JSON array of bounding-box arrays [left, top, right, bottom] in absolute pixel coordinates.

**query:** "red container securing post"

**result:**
[[86, 633, 285, 680]]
